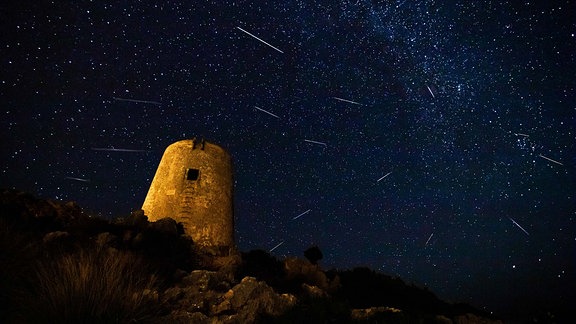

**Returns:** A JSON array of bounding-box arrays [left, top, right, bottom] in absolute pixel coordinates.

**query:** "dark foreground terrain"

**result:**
[[1, 189, 508, 323]]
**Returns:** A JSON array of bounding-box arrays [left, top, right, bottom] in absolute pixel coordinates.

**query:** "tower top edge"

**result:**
[[165, 139, 229, 154]]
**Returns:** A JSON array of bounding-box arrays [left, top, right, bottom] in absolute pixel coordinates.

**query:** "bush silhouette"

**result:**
[[238, 249, 285, 287], [21, 248, 161, 323], [303, 246, 323, 265]]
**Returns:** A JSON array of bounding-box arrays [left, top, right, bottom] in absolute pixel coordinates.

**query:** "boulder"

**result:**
[[302, 283, 327, 298], [453, 313, 503, 324], [151, 217, 179, 235], [351, 306, 410, 323], [161, 270, 232, 317], [125, 209, 148, 228], [42, 231, 69, 244], [161, 309, 210, 324], [435, 314, 454, 324], [216, 276, 296, 322], [284, 257, 330, 291], [162, 287, 184, 304], [181, 270, 224, 291]]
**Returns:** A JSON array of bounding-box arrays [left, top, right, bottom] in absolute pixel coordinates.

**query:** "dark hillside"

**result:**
[[1, 189, 504, 323]]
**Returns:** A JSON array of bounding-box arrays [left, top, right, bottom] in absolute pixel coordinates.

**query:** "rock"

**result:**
[[220, 276, 296, 322], [161, 270, 232, 317], [151, 217, 179, 235], [284, 257, 330, 291], [302, 283, 327, 298], [452, 313, 503, 324], [126, 209, 148, 227], [209, 251, 242, 275], [351, 306, 409, 323], [161, 286, 210, 314], [280, 293, 297, 307], [435, 315, 454, 324], [42, 231, 69, 244], [211, 299, 233, 316], [183, 270, 231, 292], [181, 270, 221, 291], [183, 297, 207, 313], [162, 287, 184, 303], [161, 310, 210, 324]]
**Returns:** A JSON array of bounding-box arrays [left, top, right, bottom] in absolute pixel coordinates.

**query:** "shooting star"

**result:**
[[112, 97, 161, 105], [269, 241, 284, 252], [91, 147, 151, 153], [65, 176, 90, 183], [304, 139, 327, 147], [377, 172, 392, 182], [425, 233, 434, 247], [425, 84, 436, 98], [292, 209, 311, 220], [538, 154, 563, 166], [509, 217, 530, 236], [332, 96, 364, 106], [514, 133, 529, 137], [236, 26, 284, 54], [254, 106, 280, 119]]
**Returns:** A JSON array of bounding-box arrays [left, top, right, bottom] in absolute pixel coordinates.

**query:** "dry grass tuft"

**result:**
[[24, 248, 161, 323]]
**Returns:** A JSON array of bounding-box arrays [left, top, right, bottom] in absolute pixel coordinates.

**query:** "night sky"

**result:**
[[1, 0, 575, 317]]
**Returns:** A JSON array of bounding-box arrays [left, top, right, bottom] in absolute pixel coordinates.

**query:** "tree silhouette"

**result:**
[[304, 246, 323, 265]]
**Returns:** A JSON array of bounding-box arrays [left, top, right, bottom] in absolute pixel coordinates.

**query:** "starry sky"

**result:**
[[1, 0, 575, 318]]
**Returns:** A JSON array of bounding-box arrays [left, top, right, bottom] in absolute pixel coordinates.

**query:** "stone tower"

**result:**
[[142, 138, 234, 254]]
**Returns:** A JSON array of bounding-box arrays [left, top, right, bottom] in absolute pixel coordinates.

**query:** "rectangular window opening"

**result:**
[[186, 168, 199, 181]]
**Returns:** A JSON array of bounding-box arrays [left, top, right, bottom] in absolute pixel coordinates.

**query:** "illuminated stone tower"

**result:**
[[142, 138, 234, 254]]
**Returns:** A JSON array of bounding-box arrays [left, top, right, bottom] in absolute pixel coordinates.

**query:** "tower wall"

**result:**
[[142, 139, 234, 250]]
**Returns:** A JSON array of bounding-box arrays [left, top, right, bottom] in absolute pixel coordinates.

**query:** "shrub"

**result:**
[[303, 246, 323, 265], [22, 248, 161, 323], [238, 249, 285, 287]]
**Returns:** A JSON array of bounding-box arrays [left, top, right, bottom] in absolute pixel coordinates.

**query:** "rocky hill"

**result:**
[[0, 189, 503, 323]]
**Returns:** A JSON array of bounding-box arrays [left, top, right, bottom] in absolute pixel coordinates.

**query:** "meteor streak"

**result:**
[[425, 84, 435, 98], [292, 209, 311, 220], [377, 172, 392, 182], [65, 176, 90, 183], [112, 97, 161, 105], [91, 147, 151, 152], [254, 106, 280, 119], [538, 154, 563, 166], [332, 96, 364, 106], [269, 241, 284, 252], [236, 26, 284, 54], [509, 217, 530, 236], [304, 139, 327, 147], [425, 233, 434, 247]]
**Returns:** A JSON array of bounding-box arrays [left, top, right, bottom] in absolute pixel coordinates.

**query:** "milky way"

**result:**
[[1, 0, 574, 317]]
